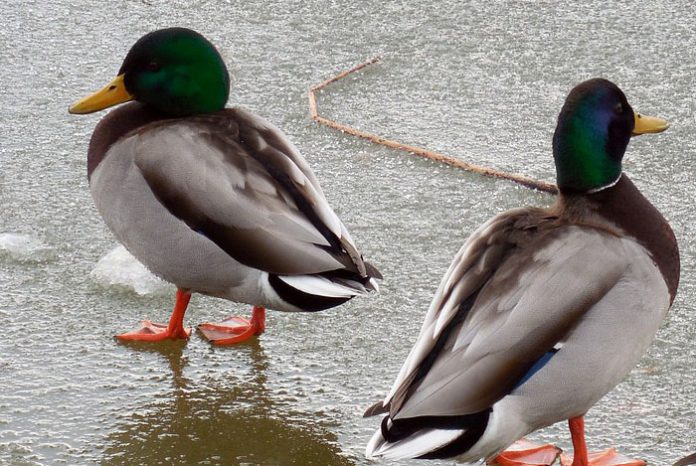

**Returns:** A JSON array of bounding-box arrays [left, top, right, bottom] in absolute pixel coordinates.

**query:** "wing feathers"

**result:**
[[380, 209, 630, 421], [131, 111, 375, 279]]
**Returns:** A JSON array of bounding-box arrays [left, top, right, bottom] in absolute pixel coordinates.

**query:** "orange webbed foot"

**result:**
[[489, 439, 561, 466], [115, 289, 192, 343], [116, 319, 192, 342], [198, 306, 265, 345], [560, 448, 646, 466]]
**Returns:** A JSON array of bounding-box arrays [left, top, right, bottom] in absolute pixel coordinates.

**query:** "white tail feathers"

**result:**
[[277, 274, 369, 298], [365, 423, 464, 460]]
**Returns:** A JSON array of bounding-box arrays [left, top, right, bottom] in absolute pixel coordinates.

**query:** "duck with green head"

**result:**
[[70, 27, 380, 345], [364, 78, 677, 466]]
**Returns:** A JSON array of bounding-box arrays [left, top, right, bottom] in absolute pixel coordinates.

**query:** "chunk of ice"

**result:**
[[91, 245, 172, 296]]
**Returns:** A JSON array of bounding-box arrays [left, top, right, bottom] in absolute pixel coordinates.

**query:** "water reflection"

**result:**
[[102, 341, 353, 465]]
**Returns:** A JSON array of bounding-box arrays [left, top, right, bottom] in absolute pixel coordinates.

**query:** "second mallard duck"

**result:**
[[69, 28, 380, 345], [365, 79, 677, 466]]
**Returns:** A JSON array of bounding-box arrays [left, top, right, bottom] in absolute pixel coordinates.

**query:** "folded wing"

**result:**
[[132, 109, 370, 278], [372, 209, 627, 421]]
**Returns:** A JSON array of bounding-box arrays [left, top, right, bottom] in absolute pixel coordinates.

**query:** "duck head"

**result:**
[[69, 27, 230, 116], [552, 78, 669, 194]]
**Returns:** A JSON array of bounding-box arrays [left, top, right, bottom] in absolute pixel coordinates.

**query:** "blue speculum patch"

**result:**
[[513, 348, 560, 390]]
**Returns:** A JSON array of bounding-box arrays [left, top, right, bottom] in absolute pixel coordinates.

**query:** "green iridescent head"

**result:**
[[70, 28, 230, 116], [552, 78, 668, 193]]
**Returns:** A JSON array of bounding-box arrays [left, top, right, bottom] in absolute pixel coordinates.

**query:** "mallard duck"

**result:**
[[364, 78, 677, 466], [69, 27, 379, 345]]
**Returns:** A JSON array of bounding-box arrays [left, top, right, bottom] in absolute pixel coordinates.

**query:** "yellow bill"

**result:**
[[69, 74, 133, 114], [632, 111, 669, 136]]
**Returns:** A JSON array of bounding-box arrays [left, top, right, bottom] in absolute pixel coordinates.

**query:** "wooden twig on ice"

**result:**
[[308, 57, 558, 195]]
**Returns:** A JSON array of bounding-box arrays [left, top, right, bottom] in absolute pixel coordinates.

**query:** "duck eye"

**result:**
[[613, 102, 624, 114], [145, 61, 161, 72]]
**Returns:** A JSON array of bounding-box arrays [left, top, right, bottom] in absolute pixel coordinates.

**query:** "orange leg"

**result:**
[[116, 289, 192, 342], [559, 416, 646, 466], [197, 306, 266, 345], [569, 416, 589, 466], [489, 438, 561, 466]]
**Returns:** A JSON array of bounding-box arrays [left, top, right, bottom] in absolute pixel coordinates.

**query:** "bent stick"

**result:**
[[308, 57, 558, 195]]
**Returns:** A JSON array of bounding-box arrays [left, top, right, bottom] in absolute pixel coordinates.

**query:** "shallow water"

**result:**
[[2, 1, 695, 464]]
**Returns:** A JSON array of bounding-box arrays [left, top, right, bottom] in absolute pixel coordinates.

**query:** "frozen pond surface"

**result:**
[[1, 1, 695, 464]]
